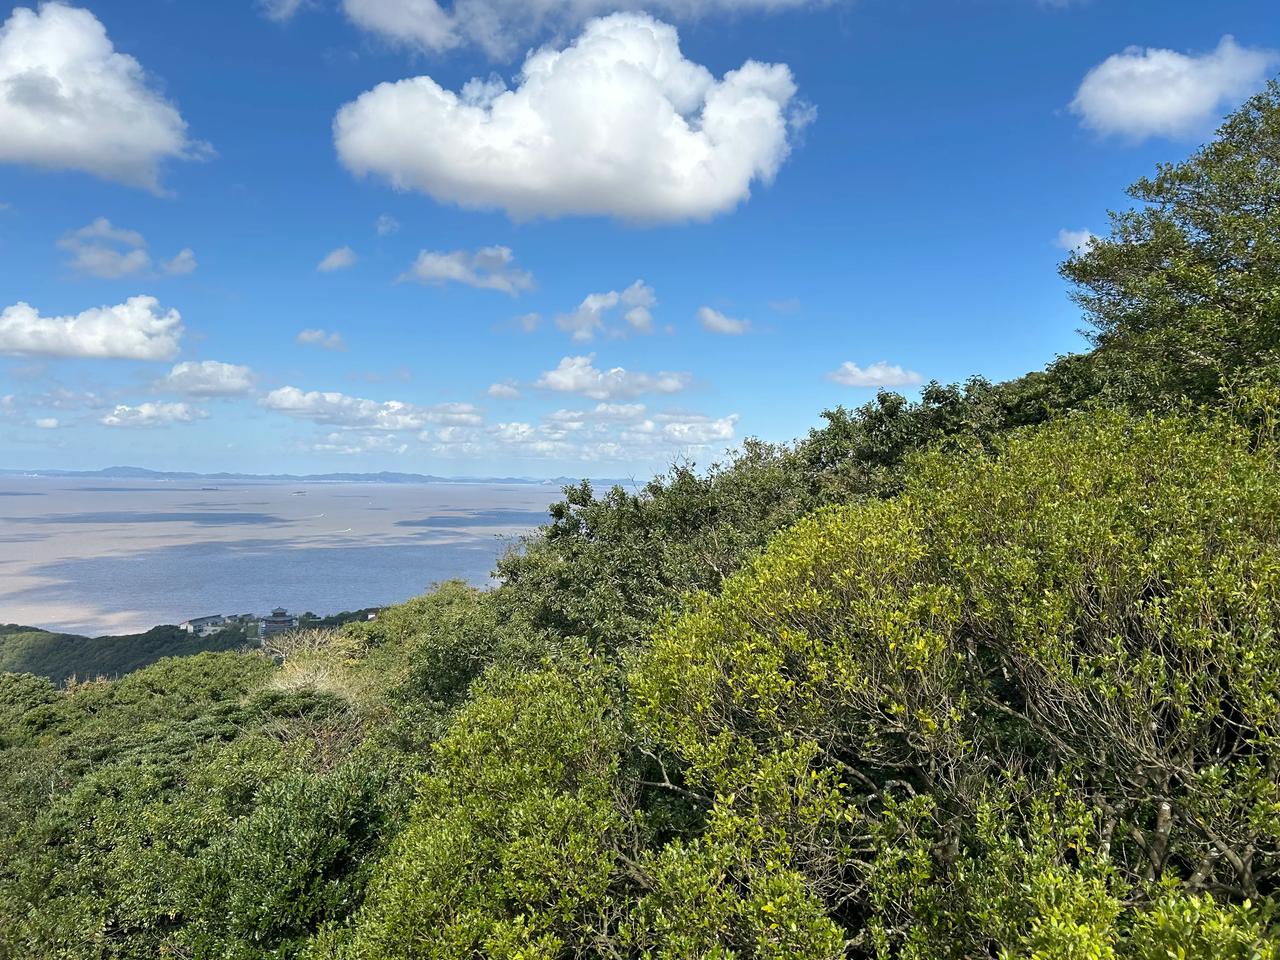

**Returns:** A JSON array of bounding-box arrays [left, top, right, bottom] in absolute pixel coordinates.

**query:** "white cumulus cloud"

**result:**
[[401, 246, 534, 295], [548, 402, 648, 425], [0, 296, 182, 360], [311, 432, 410, 456], [1071, 36, 1278, 141], [698, 306, 750, 335], [536, 355, 691, 400], [828, 361, 923, 389], [0, 3, 203, 191], [14, 386, 107, 412], [317, 246, 358, 272], [341, 0, 825, 60], [557, 281, 656, 341], [334, 13, 809, 223], [160, 360, 256, 397], [101, 401, 205, 427]]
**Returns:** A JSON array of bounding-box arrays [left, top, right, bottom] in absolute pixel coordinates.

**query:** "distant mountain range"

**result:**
[[0, 465, 638, 487]]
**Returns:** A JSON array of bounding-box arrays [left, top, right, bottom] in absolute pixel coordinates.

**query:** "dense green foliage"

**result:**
[[0, 622, 251, 684], [0, 651, 413, 959], [307, 403, 1280, 960], [3, 80, 1280, 960], [1063, 80, 1280, 408], [633, 406, 1280, 957]]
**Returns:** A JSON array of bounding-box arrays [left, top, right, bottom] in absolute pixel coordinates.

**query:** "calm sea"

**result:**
[[0, 477, 560, 635]]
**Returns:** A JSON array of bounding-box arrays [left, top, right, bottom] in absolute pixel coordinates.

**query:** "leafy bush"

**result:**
[[632, 407, 1280, 956]]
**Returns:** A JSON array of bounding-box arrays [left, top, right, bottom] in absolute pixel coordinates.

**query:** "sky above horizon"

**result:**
[[0, 0, 1276, 477]]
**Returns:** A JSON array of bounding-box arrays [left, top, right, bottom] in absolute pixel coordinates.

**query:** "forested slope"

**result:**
[[0, 623, 251, 685], [2, 81, 1280, 960]]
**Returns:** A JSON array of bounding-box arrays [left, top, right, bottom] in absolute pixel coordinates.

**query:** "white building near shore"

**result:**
[[180, 615, 227, 637]]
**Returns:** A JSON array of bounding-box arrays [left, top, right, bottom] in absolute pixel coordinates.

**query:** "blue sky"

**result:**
[[0, 0, 1276, 476]]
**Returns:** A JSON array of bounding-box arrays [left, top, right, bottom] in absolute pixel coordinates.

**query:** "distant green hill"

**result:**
[[0, 623, 252, 685]]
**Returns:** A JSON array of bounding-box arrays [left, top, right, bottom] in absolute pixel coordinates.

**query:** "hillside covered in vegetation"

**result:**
[[0, 623, 252, 685], [3, 83, 1280, 959], [0, 609, 389, 687]]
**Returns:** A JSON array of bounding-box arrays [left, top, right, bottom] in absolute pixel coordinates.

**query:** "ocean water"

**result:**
[[0, 477, 560, 635]]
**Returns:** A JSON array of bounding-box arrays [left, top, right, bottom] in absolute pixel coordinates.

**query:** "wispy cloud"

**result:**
[[296, 328, 347, 351], [698, 306, 750, 335], [401, 246, 534, 295], [1056, 228, 1098, 255], [59, 218, 196, 279], [556, 281, 656, 341], [339, 0, 829, 60], [487, 381, 521, 399], [317, 246, 358, 272], [827, 361, 923, 389], [257, 0, 308, 22]]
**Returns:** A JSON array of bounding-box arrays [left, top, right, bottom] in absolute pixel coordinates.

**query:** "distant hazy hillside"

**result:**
[[0, 466, 632, 486], [0, 624, 249, 685], [0, 608, 385, 685]]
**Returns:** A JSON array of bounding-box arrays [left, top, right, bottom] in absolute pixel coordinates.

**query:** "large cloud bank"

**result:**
[[261, 387, 483, 431], [334, 13, 810, 222]]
